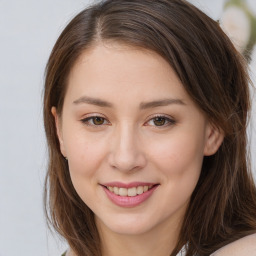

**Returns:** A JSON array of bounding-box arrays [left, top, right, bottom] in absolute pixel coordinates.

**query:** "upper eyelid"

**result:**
[[146, 113, 174, 119], [80, 113, 174, 121], [81, 112, 106, 118], [145, 114, 175, 122], [80, 113, 108, 121]]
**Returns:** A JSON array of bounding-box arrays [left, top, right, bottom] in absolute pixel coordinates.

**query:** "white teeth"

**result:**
[[114, 187, 119, 195], [143, 186, 149, 192], [107, 186, 114, 192], [106, 185, 155, 197], [128, 187, 137, 197], [119, 188, 128, 196], [137, 186, 144, 195]]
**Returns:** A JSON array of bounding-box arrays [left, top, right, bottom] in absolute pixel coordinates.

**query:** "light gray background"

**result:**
[[0, 1, 255, 256]]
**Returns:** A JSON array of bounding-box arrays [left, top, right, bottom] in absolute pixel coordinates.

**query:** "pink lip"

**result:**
[[101, 183, 159, 208]]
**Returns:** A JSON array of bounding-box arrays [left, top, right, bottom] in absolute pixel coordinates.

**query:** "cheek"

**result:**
[[64, 132, 108, 206], [64, 130, 107, 180], [148, 130, 205, 179], [147, 133, 205, 214]]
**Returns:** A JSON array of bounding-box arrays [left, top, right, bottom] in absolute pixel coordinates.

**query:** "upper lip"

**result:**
[[101, 182, 158, 188]]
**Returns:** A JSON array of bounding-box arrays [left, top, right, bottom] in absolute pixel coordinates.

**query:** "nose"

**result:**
[[108, 125, 147, 172]]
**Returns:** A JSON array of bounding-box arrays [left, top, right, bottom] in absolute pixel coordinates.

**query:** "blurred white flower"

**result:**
[[221, 6, 251, 53]]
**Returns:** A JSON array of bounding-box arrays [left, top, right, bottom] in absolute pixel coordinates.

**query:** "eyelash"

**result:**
[[80, 114, 176, 128], [81, 115, 110, 127], [145, 115, 176, 127]]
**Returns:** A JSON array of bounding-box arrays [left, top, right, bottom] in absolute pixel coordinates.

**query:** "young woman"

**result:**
[[43, 0, 256, 255]]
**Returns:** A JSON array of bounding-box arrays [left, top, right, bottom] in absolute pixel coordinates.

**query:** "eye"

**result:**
[[146, 115, 176, 127], [81, 116, 109, 126]]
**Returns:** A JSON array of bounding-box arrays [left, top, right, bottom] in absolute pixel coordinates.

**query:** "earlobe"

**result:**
[[204, 123, 224, 156], [51, 107, 67, 157]]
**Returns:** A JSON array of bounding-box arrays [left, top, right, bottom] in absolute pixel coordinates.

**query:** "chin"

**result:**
[[97, 214, 156, 236]]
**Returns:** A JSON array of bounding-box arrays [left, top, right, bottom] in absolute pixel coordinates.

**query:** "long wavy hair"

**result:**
[[43, 0, 256, 255]]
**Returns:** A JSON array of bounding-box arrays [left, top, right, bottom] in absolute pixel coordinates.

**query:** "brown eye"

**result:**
[[81, 116, 109, 126], [146, 115, 176, 128], [153, 117, 167, 126], [92, 117, 105, 125]]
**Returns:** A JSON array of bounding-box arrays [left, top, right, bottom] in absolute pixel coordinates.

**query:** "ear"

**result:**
[[51, 107, 67, 157], [204, 123, 224, 156]]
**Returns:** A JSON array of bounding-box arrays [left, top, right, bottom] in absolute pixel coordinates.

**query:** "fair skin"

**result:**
[[52, 42, 223, 256], [212, 233, 256, 256]]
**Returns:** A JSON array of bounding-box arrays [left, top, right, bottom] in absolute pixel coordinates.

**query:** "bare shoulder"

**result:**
[[211, 233, 256, 256], [66, 249, 76, 256]]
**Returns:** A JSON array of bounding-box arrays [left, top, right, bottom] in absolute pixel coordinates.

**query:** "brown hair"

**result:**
[[43, 0, 256, 255]]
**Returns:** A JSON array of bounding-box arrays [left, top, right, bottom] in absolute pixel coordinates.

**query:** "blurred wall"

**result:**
[[0, 1, 255, 256]]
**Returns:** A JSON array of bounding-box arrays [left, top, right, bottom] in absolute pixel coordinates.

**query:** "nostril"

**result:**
[[108, 153, 146, 172]]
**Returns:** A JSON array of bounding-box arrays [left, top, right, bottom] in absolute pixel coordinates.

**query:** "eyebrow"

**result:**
[[139, 98, 185, 109], [73, 96, 185, 109], [73, 96, 113, 107]]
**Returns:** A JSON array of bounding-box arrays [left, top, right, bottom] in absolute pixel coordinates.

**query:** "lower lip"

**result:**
[[102, 185, 159, 208]]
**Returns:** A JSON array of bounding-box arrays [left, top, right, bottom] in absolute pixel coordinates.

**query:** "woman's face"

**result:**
[[53, 43, 222, 236]]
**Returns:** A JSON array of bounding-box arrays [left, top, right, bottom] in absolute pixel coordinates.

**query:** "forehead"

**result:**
[[65, 43, 190, 105]]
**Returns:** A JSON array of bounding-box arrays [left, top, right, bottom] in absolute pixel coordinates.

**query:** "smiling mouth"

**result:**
[[101, 183, 160, 207], [104, 185, 158, 197]]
